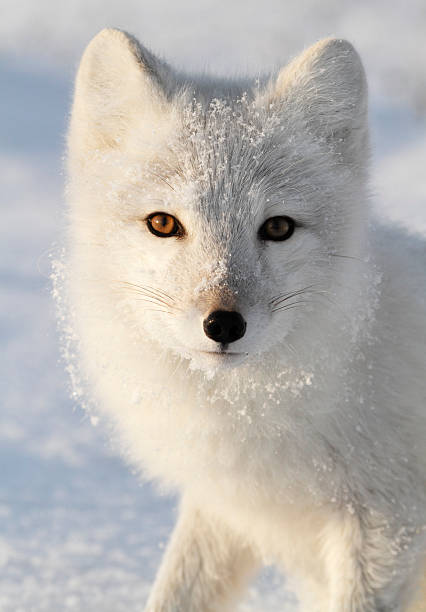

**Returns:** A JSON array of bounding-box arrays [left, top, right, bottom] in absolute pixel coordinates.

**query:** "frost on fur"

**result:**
[[60, 29, 426, 612]]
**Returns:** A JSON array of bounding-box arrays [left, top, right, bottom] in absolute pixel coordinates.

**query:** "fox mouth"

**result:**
[[192, 349, 249, 371], [199, 341, 248, 357], [178, 345, 249, 370], [199, 350, 247, 356]]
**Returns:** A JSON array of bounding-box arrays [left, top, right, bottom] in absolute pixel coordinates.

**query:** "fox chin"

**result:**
[[61, 28, 426, 611]]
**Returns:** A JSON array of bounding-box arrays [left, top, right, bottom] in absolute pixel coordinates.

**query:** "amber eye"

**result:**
[[146, 213, 183, 238], [258, 216, 295, 241]]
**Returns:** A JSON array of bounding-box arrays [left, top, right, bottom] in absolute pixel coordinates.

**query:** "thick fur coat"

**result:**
[[64, 29, 426, 611]]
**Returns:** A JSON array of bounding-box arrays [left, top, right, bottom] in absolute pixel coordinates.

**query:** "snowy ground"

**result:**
[[1, 2, 426, 610]]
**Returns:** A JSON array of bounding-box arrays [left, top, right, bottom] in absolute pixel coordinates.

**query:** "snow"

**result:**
[[1, 2, 426, 610]]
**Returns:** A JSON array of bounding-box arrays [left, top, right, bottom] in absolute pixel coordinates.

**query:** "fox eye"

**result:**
[[146, 213, 184, 238], [258, 216, 295, 241]]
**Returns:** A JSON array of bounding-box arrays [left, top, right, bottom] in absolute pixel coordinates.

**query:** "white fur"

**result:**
[[63, 29, 426, 610]]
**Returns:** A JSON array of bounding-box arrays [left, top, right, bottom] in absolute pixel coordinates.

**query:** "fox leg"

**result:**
[[144, 499, 258, 612], [318, 511, 426, 612]]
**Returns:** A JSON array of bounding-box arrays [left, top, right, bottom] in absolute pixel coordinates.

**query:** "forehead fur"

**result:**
[[140, 93, 353, 239]]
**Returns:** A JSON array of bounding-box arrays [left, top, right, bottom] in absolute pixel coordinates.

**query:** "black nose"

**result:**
[[203, 310, 246, 344]]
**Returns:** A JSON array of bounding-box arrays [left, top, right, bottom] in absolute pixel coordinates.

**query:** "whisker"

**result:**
[[275, 287, 352, 325], [135, 298, 172, 313], [269, 284, 319, 306], [283, 340, 298, 359], [269, 278, 358, 327], [116, 280, 175, 302], [127, 289, 172, 306], [271, 300, 308, 313], [274, 305, 306, 313], [328, 253, 365, 263], [133, 300, 174, 315], [144, 285, 176, 302], [269, 287, 321, 310], [113, 281, 180, 310], [139, 308, 174, 315], [120, 289, 173, 308], [270, 290, 311, 308]]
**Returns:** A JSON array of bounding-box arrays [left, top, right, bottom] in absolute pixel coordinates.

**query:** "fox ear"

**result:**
[[272, 38, 368, 163], [68, 29, 170, 162]]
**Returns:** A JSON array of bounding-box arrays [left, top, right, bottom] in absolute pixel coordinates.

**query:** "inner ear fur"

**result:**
[[68, 29, 170, 161], [271, 38, 368, 163]]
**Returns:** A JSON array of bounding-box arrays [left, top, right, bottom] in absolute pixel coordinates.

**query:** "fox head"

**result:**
[[67, 29, 370, 375]]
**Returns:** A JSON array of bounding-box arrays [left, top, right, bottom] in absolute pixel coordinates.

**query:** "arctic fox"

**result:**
[[64, 29, 426, 611]]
